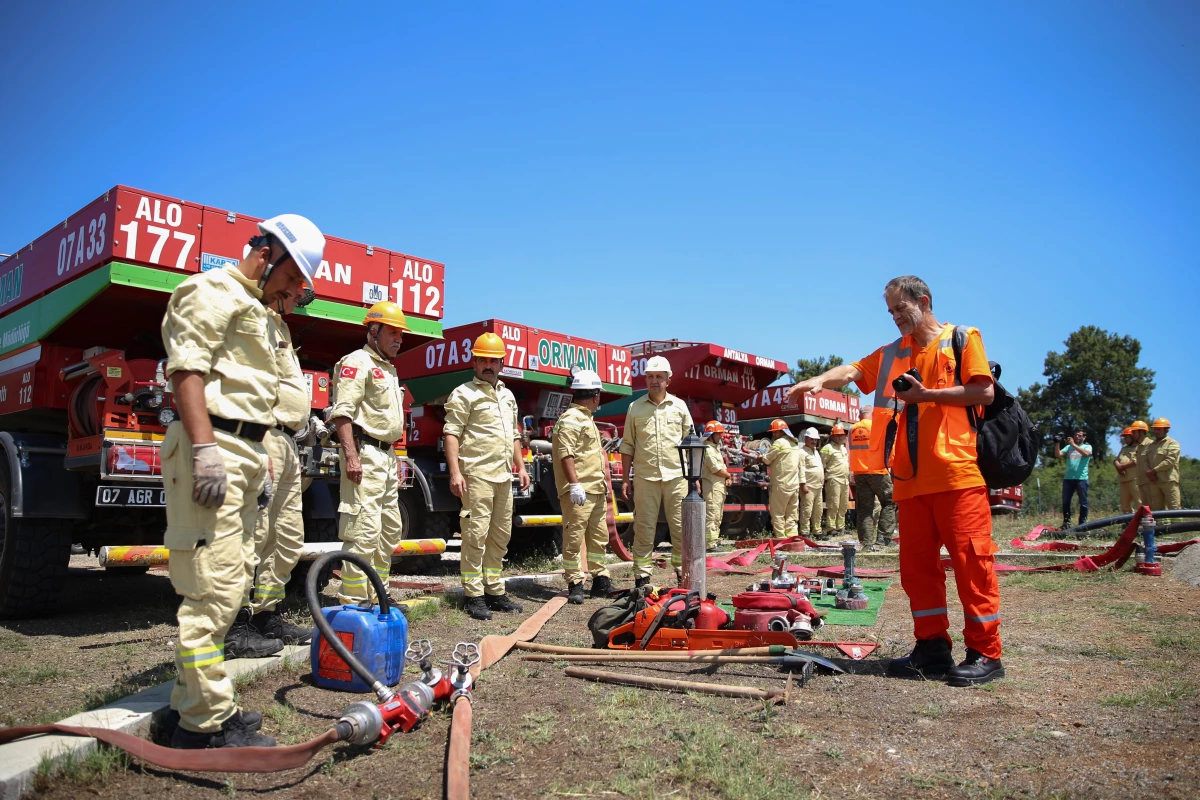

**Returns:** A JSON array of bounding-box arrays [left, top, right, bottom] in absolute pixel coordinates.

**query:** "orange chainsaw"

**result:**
[[607, 587, 801, 651]]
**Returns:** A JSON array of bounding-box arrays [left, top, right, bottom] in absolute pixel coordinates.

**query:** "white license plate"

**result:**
[[95, 486, 166, 507]]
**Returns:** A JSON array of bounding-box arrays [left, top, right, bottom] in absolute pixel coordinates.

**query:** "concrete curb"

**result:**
[[0, 645, 307, 800]]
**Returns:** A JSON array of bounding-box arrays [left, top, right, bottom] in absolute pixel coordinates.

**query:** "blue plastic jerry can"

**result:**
[[311, 603, 408, 693]]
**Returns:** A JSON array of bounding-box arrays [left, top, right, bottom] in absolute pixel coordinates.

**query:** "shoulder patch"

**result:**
[[340, 366, 358, 379], [372, 367, 385, 380]]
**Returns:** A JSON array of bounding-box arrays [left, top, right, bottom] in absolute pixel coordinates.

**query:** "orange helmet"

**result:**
[[1151, 417, 1171, 429], [1121, 427, 1133, 436], [471, 332, 506, 359], [830, 424, 846, 435], [1131, 420, 1149, 432], [768, 419, 790, 433], [703, 420, 724, 435]]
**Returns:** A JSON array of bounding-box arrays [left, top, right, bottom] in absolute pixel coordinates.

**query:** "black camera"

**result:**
[[891, 368, 922, 393], [1053, 434, 1065, 443]]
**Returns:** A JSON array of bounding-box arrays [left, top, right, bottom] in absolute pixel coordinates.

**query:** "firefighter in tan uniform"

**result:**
[[160, 213, 324, 749], [799, 428, 825, 537], [236, 293, 312, 649], [821, 424, 851, 536], [329, 301, 410, 606], [1133, 420, 1154, 507], [620, 356, 696, 586], [444, 333, 531, 621], [701, 421, 732, 550], [762, 419, 801, 537], [552, 370, 613, 604], [1112, 427, 1141, 513], [1144, 418, 1182, 511]]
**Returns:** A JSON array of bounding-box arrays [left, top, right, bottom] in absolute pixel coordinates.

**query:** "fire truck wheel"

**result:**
[[0, 459, 72, 619], [392, 492, 443, 575]]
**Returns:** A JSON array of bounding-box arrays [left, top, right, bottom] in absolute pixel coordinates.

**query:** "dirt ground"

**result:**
[[23, 532, 1200, 800]]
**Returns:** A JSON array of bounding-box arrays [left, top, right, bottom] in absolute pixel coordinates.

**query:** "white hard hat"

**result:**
[[644, 355, 672, 376], [570, 369, 604, 391], [803, 427, 820, 439], [257, 214, 326, 291]]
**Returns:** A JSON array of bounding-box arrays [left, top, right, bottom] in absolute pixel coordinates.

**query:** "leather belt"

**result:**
[[273, 423, 301, 437], [209, 414, 269, 443], [356, 432, 393, 451]]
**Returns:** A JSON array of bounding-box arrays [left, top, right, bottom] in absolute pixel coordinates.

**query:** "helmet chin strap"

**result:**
[[367, 324, 390, 360]]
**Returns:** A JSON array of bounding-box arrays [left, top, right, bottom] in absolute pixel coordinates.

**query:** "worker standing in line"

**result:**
[[1133, 420, 1154, 507], [787, 275, 1004, 686], [160, 214, 324, 748], [798, 428, 825, 538], [329, 302, 410, 607], [620, 355, 695, 586], [849, 406, 897, 548], [701, 421, 732, 550], [1144, 418, 1182, 511], [821, 424, 851, 538], [444, 333, 531, 620], [1112, 427, 1141, 513], [762, 419, 801, 538], [1054, 428, 1092, 528], [239, 290, 313, 648], [551, 370, 613, 604]]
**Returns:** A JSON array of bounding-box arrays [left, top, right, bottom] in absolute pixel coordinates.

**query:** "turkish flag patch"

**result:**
[[339, 366, 358, 379], [372, 368, 386, 380]]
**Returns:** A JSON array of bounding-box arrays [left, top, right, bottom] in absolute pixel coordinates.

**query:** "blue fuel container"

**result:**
[[311, 603, 408, 693]]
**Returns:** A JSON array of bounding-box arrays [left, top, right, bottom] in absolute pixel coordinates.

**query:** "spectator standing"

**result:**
[[1054, 428, 1092, 528]]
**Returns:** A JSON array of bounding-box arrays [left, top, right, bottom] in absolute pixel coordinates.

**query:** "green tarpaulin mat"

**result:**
[[717, 580, 891, 628]]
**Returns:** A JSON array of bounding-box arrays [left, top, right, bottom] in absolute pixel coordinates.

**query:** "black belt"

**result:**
[[356, 433, 393, 451], [273, 423, 301, 437], [209, 415, 269, 443]]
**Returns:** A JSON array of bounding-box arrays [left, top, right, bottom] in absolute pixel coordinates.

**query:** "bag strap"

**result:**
[[884, 398, 919, 482], [952, 325, 980, 432]]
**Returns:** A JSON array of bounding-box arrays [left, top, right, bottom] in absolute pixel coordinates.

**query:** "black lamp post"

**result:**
[[677, 429, 707, 596]]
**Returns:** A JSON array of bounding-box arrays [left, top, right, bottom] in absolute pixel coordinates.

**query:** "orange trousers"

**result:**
[[897, 486, 1002, 659]]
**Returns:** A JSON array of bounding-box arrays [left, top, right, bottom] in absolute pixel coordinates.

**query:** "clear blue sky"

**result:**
[[2, 2, 1196, 454]]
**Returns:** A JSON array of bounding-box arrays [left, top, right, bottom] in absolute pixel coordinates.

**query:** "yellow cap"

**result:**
[[364, 301, 409, 332], [471, 332, 506, 359]]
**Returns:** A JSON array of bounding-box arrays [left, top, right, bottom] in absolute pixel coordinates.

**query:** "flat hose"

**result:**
[[445, 698, 473, 800]]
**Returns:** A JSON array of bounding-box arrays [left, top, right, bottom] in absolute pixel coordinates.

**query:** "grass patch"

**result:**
[[518, 710, 557, 746], [917, 703, 945, 719], [83, 662, 176, 710], [34, 744, 132, 790], [504, 539, 561, 574], [1152, 631, 1200, 653], [1001, 569, 1121, 592], [264, 702, 310, 745], [0, 664, 72, 687], [470, 728, 514, 770], [0, 628, 31, 652], [399, 598, 443, 625], [1100, 683, 1194, 709]]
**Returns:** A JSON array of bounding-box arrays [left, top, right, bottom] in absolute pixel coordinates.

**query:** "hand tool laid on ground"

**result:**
[[521, 649, 845, 674], [564, 666, 800, 701]]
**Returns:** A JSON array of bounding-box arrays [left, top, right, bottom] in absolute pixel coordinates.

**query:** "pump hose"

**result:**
[[1060, 508, 1200, 537], [306, 550, 398, 700]]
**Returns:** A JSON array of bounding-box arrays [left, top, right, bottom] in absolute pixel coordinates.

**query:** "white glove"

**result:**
[[192, 443, 227, 508], [569, 483, 586, 506]]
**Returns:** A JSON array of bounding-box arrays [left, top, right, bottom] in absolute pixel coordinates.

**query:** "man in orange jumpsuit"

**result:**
[[786, 275, 1003, 686]]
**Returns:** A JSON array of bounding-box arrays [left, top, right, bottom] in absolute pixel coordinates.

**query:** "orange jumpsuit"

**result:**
[[853, 324, 1001, 659]]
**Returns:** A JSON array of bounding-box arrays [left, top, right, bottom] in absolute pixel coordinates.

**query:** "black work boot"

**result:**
[[946, 648, 1006, 687], [634, 577, 651, 589], [567, 582, 585, 605], [251, 609, 313, 645], [464, 596, 493, 621], [887, 638, 955, 679], [590, 575, 613, 598], [486, 594, 524, 613], [225, 608, 285, 659], [171, 710, 276, 749], [161, 708, 261, 744]]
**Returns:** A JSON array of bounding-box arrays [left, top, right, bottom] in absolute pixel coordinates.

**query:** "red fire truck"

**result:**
[[0, 186, 446, 617]]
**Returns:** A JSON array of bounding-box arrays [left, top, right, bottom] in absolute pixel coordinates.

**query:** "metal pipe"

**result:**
[[98, 545, 168, 567], [514, 512, 634, 528], [97, 538, 447, 567], [681, 483, 706, 597], [298, 538, 446, 561]]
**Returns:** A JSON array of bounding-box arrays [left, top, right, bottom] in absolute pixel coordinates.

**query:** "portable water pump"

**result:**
[[835, 541, 869, 610]]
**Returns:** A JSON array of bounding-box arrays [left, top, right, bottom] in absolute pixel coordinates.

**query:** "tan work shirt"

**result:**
[[329, 346, 406, 443], [444, 376, 520, 482], [551, 404, 606, 497], [1135, 438, 1155, 487], [1114, 443, 1139, 485], [161, 266, 277, 425], [619, 393, 695, 481], [801, 444, 825, 487], [820, 441, 850, 485], [1145, 435, 1182, 484], [762, 436, 801, 492], [267, 310, 310, 432], [701, 440, 728, 491]]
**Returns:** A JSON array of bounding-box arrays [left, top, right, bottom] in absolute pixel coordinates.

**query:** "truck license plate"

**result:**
[[95, 486, 166, 507]]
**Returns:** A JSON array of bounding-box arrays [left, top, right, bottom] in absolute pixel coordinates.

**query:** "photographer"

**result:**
[[785, 275, 1003, 687], [1053, 428, 1092, 528]]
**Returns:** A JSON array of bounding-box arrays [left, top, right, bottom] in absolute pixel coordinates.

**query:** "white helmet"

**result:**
[[644, 355, 672, 376], [257, 214, 326, 291], [570, 369, 604, 391], [803, 427, 820, 440]]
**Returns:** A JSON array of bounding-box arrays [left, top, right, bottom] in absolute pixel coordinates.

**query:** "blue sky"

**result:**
[[2, 1, 1196, 454]]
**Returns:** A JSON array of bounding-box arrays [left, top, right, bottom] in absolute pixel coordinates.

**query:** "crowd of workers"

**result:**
[[153, 203, 1184, 750]]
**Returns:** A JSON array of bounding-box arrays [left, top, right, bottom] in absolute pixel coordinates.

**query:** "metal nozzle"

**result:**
[[337, 701, 384, 746]]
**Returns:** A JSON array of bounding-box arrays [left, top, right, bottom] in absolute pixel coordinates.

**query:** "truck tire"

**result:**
[[0, 460, 73, 619], [393, 491, 444, 575]]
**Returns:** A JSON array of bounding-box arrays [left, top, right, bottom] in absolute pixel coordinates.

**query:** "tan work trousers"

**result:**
[[823, 480, 850, 532], [460, 474, 514, 597], [702, 479, 727, 546], [768, 484, 799, 537], [855, 472, 897, 547], [162, 423, 267, 734], [337, 443, 403, 604], [799, 485, 823, 535], [247, 429, 304, 614], [1143, 481, 1182, 512], [562, 492, 611, 585], [632, 476, 687, 578], [1119, 481, 1141, 514]]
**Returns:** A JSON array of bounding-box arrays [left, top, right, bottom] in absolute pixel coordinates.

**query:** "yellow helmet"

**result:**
[[363, 301, 409, 332], [1131, 420, 1149, 432], [471, 332, 506, 359], [1151, 417, 1171, 429]]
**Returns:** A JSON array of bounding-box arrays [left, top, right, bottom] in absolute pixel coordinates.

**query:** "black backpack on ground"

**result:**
[[587, 585, 653, 648], [951, 326, 1039, 489]]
